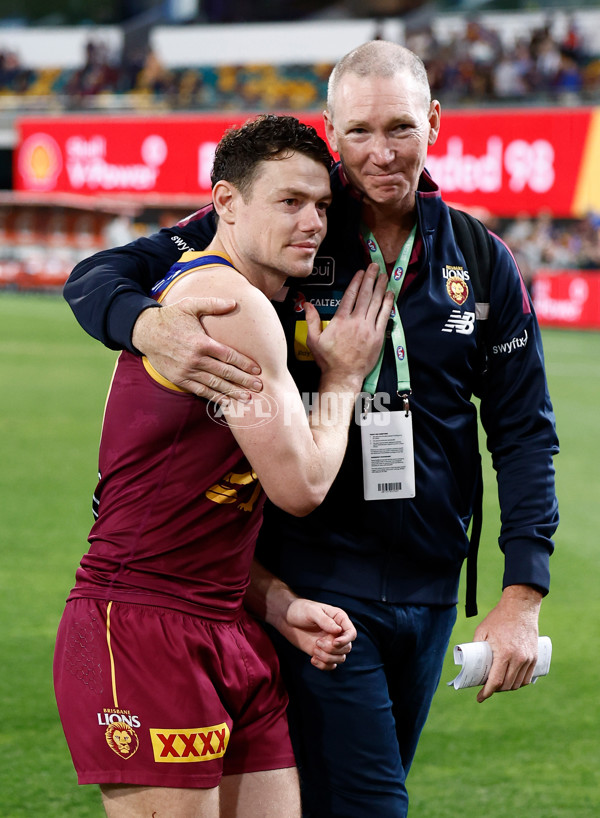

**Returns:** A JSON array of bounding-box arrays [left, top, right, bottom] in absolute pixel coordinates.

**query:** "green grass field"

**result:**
[[1, 292, 598, 817]]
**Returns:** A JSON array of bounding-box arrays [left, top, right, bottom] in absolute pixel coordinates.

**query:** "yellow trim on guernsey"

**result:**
[[155, 250, 235, 304], [142, 250, 236, 392], [106, 601, 119, 708], [142, 357, 188, 392]]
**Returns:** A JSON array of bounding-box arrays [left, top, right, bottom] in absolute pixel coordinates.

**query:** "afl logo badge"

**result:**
[[396, 346, 405, 361], [393, 266, 403, 281], [367, 239, 377, 252]]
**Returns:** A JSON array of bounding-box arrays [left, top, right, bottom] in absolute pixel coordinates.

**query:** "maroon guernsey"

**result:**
[[69, 255, 265, 618]]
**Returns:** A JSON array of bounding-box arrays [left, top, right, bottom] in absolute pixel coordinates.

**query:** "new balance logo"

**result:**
[[442, 310, 476, 334]]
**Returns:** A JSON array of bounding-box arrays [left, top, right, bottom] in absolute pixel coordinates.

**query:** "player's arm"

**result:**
[[63, 217, 263, 402], [167, 264, 391, 516], [245, 560, 356, 672], [64, 224, 205, 349]]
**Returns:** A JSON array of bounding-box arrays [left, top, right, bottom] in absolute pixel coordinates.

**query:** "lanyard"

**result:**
[[361, 224, 417, 399]]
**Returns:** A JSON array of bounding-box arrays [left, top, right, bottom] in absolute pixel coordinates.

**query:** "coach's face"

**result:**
[[231, 152, 331, 283], [324, 71, 440, 214]]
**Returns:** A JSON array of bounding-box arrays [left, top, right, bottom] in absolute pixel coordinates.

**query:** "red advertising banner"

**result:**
[[427, 108, 598, 218], [15, 114, 253, 202], [532, 270, 600, 329], [14, 108, 600, 218]]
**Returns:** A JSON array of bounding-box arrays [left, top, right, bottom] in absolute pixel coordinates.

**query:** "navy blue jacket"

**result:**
[[64, 165, 559, 607]]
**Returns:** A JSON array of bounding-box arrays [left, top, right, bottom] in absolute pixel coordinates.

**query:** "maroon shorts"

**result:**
[[53, 598, 295, 788]]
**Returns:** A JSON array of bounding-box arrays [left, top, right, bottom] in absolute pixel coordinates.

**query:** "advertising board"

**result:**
[[15, 108, 600, 218]]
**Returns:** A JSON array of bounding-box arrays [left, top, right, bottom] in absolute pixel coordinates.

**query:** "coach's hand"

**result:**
[[131, 298, 263, 403], [473, 584, 542, 702], [306, 263, 393, 381]]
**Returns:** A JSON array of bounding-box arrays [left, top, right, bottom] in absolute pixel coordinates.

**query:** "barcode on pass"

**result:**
[[378, 482, 402, 492]]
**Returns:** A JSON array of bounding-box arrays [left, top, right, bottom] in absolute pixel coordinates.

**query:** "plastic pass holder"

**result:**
[[359, 394, 415, 501]]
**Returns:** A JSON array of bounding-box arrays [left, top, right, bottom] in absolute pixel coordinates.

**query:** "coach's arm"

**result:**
[[64, 217, 263, 402]]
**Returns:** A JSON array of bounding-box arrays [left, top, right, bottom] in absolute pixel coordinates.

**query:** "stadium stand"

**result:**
[[1, 12, 600, 111], [1, 11, 599, 292]]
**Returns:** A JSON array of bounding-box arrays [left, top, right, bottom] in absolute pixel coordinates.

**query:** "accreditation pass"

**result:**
[[360, 410, 416, 500]]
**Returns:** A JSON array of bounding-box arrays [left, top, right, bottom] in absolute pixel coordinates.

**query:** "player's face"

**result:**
[[235, 152, 331, 281], [324, 72, 440, 214]]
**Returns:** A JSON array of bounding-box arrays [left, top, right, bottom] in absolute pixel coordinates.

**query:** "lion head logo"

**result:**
[[446, 277, 469, 306], [105, 721, 139, 759]]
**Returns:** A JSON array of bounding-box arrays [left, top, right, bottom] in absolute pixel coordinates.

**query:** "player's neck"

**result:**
[[207, 236, 286, 299]]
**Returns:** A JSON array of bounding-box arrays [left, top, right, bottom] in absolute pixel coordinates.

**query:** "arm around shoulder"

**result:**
[[64, 228, 195, 350], [64, 215, 216, 350]]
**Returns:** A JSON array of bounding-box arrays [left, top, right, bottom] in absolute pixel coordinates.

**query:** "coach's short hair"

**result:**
[[211, 114, 333, 198], [327, 40, 431, 117]]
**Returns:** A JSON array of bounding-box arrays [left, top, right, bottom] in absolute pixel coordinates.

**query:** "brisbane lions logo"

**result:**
[[106, 721, 140, 759], [446, 277, 469, 306]]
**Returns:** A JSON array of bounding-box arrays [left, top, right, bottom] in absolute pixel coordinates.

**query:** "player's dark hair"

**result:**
[[211, 114, 333, 198]]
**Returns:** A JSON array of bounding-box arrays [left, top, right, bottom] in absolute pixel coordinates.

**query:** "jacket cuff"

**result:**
[[502, 540, 551, 596], [107, 292, 161, 354]]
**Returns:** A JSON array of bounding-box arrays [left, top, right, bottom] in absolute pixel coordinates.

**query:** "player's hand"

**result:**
[[473, 585, 542, 702], [283, 599, 357, 671], [305, 263, 393, 379], [131, 297, 263, 403]]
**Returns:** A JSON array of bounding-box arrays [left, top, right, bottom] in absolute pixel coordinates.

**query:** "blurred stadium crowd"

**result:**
[[1, 14, 599, 110], [495, 212, 600, 286], [410, 16, 598, 104], [0, 42, 331, 112], [1, 8, 600, 281]]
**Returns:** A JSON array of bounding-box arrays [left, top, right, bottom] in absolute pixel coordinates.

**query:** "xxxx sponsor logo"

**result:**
[[150, 723, 230, 763]]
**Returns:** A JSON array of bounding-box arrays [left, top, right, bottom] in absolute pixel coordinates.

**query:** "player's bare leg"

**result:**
[[219, 767, 301, 818], [100, 783, 219, 817]]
